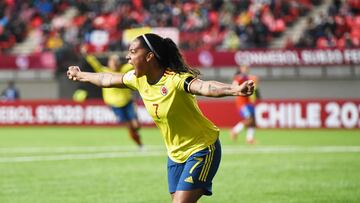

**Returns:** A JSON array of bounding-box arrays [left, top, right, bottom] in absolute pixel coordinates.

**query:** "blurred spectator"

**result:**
[[220, 29, 241, 50], [45, 31, 63, 50], [1, 81, 20, 101], [296, 0, 360, 49]]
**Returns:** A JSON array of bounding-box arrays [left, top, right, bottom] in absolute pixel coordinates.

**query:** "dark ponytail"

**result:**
[[138, 33, 200, 77]]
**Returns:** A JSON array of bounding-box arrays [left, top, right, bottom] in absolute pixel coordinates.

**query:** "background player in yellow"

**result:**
[[67, 33, 254, 203], [85, 54, 143, 149]]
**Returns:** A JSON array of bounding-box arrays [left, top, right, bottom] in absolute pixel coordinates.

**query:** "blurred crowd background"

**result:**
[[2, 0, 360, 54], [0, 0, 360, 101]]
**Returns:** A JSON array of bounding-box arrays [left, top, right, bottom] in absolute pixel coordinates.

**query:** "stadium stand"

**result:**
[[0, 0, 79, 54], [1, 0, 359, 100], [4, 0, 358, 51], [1, 0, 321, 53]]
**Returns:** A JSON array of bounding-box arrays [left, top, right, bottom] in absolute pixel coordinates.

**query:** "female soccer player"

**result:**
[[67, 33, 254, 203]]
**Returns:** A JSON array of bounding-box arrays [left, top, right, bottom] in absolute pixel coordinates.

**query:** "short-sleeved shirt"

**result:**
[[86, 55, 133, 107], [123, 70, 219, 163]]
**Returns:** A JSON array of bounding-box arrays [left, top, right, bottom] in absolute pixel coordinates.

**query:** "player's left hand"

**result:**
[[238, 80, 255, 96]]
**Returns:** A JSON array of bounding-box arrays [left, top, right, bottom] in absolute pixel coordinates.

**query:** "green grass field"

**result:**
[[0, 127, 359, 203]]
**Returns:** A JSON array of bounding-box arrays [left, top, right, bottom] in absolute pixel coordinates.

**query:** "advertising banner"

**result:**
[[200, 99, 360, 129], [0, 100, 153, 126], [182, 48, 360, 67], [1, 48, 360, 70], [1, 99, 359, 128], [254, 99, 360, 129]]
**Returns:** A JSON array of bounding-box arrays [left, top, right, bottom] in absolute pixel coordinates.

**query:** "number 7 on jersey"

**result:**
[[153, 103, 160, 119]]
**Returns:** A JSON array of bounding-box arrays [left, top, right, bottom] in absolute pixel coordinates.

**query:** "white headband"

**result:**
[[142, 34, 161, 60]]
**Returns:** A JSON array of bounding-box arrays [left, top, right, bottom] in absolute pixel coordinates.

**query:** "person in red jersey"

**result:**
[[230, 64, 261, 144]]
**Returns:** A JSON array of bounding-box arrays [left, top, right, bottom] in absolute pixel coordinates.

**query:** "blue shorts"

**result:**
[[111, 101, 137, 122], [239, 104, 255, 119], [167, 139, 221, 196]]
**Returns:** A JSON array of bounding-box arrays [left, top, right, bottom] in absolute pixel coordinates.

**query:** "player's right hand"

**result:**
[[239, 80, 255, 96], [67, 66, 81, 81]]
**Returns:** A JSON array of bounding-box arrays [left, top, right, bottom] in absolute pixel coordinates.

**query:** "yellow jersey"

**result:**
[[123, 70, 219, 163], [86, 55, 133, 107]]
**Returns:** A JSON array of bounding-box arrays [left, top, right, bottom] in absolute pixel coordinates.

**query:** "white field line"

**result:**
[[0, 145, 165, 153], [0, 146, 359, 163]]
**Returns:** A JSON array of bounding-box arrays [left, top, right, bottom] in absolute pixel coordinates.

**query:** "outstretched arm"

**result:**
[[189, 79, 254, 97], [67, 66, 127, 88]]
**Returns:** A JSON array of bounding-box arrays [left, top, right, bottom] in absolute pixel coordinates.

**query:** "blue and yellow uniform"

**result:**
[[86, 55, 137, 122], [123, 70, 221, 195]]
